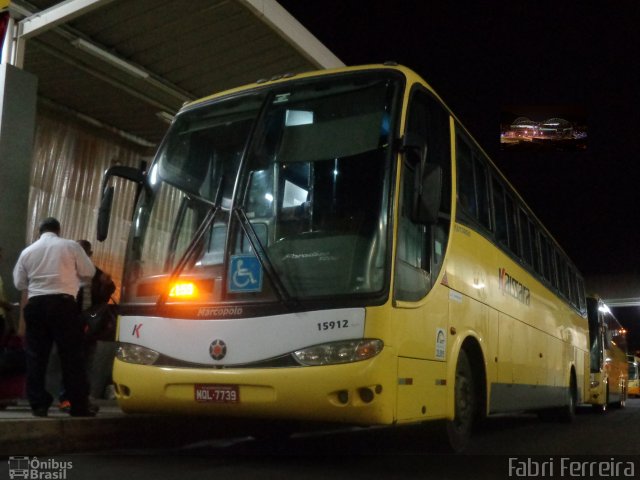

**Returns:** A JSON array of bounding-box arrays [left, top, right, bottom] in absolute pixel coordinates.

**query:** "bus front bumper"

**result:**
[[112, 349, 397, 425]]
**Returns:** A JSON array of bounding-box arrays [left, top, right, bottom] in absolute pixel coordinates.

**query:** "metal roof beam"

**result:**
[[242, 0, 343, 69], [601, 297, 640, 308], [19, 0, 114, 40], [11, 0, 114, 68]]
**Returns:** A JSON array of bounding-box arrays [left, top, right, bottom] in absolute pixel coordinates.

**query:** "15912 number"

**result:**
[[317, 319, 349, 331]]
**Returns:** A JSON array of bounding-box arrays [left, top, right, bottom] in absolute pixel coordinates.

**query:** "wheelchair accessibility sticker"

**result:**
[[228, 254, 263, 293]]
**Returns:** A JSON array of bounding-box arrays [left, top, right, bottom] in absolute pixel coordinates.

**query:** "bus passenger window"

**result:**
[[475, 158, 491, 229], [576, 277, 586, 314], [567, 266, 578, 307], [529, 221, 541, 275], [456, 133, 490, 231], [456, 139, 476, 217], [603, 318, 612, 349], [505, 195, 519, 255], [540, 235, 553, 283], [556, 254, 568, 297], [492, 177, 507, 246], [519, 209, 533, 266]]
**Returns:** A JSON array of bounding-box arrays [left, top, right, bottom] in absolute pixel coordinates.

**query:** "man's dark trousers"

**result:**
[[24, 294, 89, 412]]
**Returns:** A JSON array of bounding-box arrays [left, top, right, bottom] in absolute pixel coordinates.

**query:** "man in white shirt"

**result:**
[[13, 217, 97, 417]]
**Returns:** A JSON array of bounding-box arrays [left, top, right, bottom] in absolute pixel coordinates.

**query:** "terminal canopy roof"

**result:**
[[7, 0, 343, 147]]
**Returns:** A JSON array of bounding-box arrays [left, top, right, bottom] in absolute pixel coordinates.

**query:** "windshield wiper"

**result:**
[[233, 206, 296, 308], [156, 176, 224, 307], [219, 90, 295, 308]]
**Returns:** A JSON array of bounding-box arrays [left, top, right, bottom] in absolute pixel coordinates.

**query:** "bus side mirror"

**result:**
[[97, 165, 147, 242], [413, 163, 443, 225], [97, 186, 114, 242], [401, 132, 426, 161], [401, 133, 442, 224]]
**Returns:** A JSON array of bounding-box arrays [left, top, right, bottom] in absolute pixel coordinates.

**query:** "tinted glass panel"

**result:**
[[492, 177, 507, 245]]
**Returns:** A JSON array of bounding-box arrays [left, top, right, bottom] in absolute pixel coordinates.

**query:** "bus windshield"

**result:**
[[122, 72, 399, 306]]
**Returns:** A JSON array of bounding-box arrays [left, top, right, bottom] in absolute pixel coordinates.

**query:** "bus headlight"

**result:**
[[117, 343, 160, 365], [293, 339, 383, 366]]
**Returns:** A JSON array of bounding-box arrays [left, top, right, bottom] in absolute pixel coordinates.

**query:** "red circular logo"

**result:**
[[209, 339, 227, 360]]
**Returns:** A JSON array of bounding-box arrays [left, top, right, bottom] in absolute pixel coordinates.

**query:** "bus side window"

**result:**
[[474, 156, 491, 230], [456, 132, 490, 231], [491, 176, 507, 246], [456, 139, 476, 217], [603, 315, 612, 349], [519, 209, 533, 266], [505, 194, 519, 255], [556, 255, 569, 299], [567, 267, 578, 308], [576, 277, 586, 315], [612, 320, 627, 351], [529, 220, 542, 275]]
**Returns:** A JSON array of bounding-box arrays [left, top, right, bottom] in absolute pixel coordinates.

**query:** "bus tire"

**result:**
[[445, 349, 476, 453], [539, 371, 577, 422], [612, 384, 626, 409], [592, 384, 608, 413], [556, 370, 577, 423]]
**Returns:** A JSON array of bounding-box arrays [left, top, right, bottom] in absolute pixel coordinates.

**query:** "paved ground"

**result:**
[[0, 399, 239, 456], [1, 399, 134, 456]]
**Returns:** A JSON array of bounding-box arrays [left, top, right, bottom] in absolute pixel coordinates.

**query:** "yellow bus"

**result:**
[[99, 64, 589, 452], [628, 355, 639, 398], [586, 297, 628, 411]]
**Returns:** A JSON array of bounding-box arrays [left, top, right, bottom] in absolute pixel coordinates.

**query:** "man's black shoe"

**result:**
[[32, 407, 49, 417], [31, 399, 52, 417]]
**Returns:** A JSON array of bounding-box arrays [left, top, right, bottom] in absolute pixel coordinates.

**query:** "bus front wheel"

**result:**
[[445, 349, 476, 453]]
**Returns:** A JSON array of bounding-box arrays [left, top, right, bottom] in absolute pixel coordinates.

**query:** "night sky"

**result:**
[[278, 1, 640, 349]]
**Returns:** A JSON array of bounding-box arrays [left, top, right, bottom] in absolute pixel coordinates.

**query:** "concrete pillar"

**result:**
[[0, 63, 38, 302]]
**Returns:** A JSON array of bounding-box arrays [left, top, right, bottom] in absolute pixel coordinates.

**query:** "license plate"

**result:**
[[194, 384, 239, 403]]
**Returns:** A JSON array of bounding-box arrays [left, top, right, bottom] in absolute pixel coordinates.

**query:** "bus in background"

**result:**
[[98, 64, 588, 452], [586, 296, 628, 411], [628, 355, 639, 398]]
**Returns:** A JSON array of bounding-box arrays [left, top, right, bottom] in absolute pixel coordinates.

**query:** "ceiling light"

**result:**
[[71, 38, 149, 79], [156, 111, 174, 124]]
